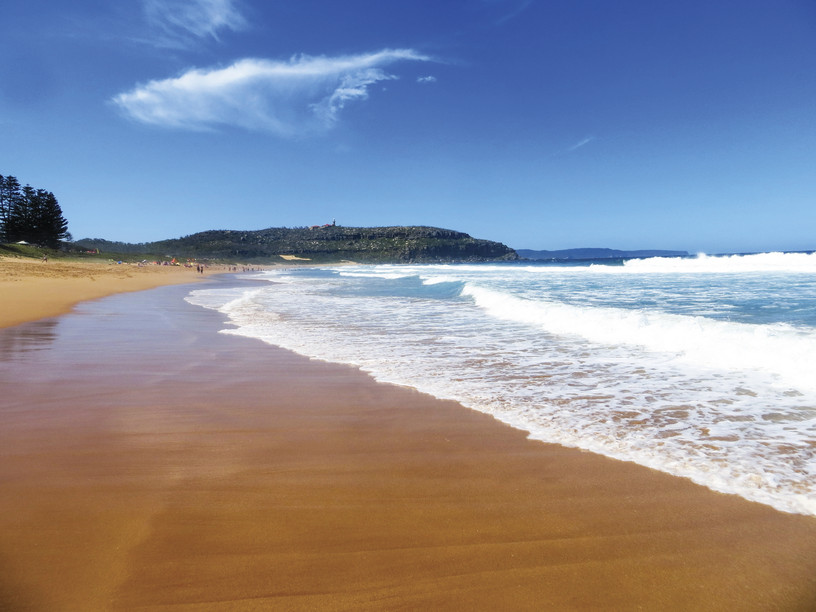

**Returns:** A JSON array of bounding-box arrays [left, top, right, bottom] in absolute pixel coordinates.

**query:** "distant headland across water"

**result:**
[[516, 247, 690, 261]]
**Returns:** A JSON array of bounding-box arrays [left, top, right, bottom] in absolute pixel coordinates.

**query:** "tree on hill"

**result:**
[[0, 174, 70, 248]]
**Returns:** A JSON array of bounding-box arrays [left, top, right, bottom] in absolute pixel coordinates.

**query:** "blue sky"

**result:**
[[1, 0, 814, 253]]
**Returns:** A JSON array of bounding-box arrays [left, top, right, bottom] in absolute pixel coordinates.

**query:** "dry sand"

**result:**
[[1, 266, 815, 610], [0, 257, 205, 328]]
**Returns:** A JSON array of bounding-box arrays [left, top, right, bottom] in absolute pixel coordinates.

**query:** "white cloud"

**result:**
[[311, 69, 398, 125], [417, 75, 437, 83], [112, 49, 431, 136], [568, 136, 595, 152], [144, 0, 247, 47]]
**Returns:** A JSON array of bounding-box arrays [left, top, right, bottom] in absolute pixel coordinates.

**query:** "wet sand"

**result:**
[[1, 278, 815, 610]]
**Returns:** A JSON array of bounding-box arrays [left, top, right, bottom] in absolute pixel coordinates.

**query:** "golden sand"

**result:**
[[0, 258, 204, 328], [1, 263, 815, 610]]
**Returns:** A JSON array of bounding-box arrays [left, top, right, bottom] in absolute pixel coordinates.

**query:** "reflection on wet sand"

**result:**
[[0, 319, 59, 358]]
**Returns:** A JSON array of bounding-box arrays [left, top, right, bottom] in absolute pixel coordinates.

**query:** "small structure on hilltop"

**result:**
[[309, 219, 337, 230]]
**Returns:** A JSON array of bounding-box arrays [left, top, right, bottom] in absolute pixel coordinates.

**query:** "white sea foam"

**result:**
[[421, 275, 456, 285], [603, 251, 816, 274], [462, 284, 816, 393], [186, 260, 816, 516], [337, 270, 415, 280]]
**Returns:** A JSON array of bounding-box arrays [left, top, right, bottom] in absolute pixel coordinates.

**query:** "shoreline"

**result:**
[[1, 274, 816, 609]]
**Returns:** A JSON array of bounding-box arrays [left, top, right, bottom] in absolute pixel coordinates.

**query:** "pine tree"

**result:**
[[1, 176, 70, 248], [0, 174, 23, 243], [3, 185, 37, 244], [32, 189, 70, 248]]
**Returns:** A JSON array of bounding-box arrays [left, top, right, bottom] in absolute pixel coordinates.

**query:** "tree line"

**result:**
[[0, 174, 70, 249], [73, 226, 518, 263]]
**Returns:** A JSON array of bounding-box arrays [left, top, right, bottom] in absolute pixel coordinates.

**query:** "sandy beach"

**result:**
[[0, 258, 207, 329], [1, 265, 816, 610]]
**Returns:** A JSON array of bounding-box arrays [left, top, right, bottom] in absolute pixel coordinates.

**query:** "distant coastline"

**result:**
[[517, 247, 689, 261]]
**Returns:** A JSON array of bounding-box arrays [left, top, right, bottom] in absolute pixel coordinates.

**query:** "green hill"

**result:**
[[75, 226, 518, 263]]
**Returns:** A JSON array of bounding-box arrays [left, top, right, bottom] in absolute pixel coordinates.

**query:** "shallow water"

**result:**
[[186, 252, 816, 515]]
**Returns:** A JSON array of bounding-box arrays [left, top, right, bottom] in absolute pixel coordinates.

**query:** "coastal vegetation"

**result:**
[[0, 174, 70, 249], [0, 174, 511, 264], [0, 171, 680, 265], [74, 226, 519, 263]]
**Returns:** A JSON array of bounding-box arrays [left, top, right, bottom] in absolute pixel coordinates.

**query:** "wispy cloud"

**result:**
[[417, 75, 437, 83], [568, 136, 595, 152], [144, 0, 247, 47], [482, 0, 534, 26], [310, 68, 399, 126], [112, 49, 431, 136]]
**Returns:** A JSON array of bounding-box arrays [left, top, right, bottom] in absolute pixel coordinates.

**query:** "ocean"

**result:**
[[186, 251, 816, 516]]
